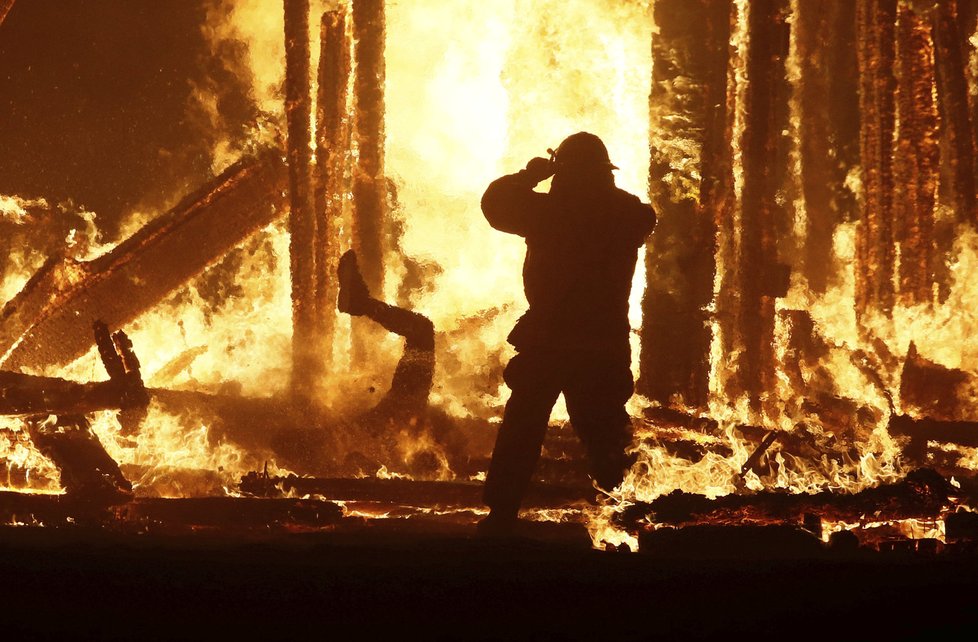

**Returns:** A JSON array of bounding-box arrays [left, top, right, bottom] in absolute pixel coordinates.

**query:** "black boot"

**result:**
[[337, 249, 371, 316]]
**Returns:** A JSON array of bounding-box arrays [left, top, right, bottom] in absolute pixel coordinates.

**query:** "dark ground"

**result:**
[[2, 521, 977, 641]]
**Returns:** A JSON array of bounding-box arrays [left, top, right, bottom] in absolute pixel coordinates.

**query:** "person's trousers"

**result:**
[[483, 348, 635, 514]]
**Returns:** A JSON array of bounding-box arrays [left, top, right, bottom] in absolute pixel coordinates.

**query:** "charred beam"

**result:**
[[856, 0, 898, 318], [889, 414, 978, 449], [1, 323, 147, 417], [314, 9, 352, 373], [0, 149, 288, 372], [26, 415, 131, 499], [239, 472, 590, 510], [796, 0, 860, 293], [736, 0, 791, 409], [351, 0, 387, 294], [618, 468, 953, 530], [639, 0, 730, 409], [0, 493, 344, 531], [284, 0, 319, 402]]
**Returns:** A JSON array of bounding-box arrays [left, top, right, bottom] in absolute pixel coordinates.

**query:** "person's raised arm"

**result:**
[[481, 157, 555, 236]]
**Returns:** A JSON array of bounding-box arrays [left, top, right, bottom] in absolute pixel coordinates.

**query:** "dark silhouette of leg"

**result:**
[[339, 250, 435, 416], [482, 350, 561, 518], [563, 353, 635, 492]]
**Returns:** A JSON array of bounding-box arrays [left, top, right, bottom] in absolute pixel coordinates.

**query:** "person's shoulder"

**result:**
[[610, 188, 650, 213]]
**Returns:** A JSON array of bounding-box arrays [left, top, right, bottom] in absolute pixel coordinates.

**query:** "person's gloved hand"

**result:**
[[523, 157, 556, 184]]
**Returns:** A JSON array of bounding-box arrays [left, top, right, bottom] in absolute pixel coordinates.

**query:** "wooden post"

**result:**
[[314, 9, 351, 373], [856, 0, 897, 320], [351, 0, 387, 295], [639, 0, 731, 410], [284, 0, 319, 402], [893, 5, 938, 306], [736, 0, 791, 410], [796, 0, 860, 294]]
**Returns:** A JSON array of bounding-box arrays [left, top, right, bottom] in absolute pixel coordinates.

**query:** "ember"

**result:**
[[3, 0, 978, 636]]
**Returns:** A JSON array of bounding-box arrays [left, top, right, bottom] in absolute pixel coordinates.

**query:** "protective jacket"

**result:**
[[482, 169, 655, 358]]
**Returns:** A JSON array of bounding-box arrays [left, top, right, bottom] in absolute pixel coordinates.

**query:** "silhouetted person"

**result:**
[[478, 132, 656, 534]]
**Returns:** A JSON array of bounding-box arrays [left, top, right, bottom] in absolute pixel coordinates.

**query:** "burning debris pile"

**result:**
[[2, 0, 978, 555]]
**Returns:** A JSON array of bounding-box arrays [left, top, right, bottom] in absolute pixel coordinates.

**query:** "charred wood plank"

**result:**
[[888, 413, 978, 449], [0, 492, 344, 531], [26, 415, 131, 500], [0, 322, 146, 417], [351, 0, 387, 294], [617, 468, 954, 530], [796, 0, 860, 294], [239, 472, 590, 510], [639, 0, 730, 409], [736, 0, 791, 409], [0, 149, 288, 372]]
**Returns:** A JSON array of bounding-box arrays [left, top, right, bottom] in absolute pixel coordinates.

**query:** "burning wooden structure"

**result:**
[[3, 0, 978, 563]]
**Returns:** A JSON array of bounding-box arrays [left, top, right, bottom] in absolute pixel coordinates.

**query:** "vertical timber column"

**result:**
[[796, 0, 860, 294], [285, 0, 319, 402], [932, 0, 977, 227], [736, 0, 790, 410], [351, 0, 387, 294], [893, 5, 938, 306], [315, 9, 352, 372], [639, 0, 731, 409], [856, 0, 897, 321]]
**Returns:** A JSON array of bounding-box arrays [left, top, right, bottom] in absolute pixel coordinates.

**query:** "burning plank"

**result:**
[[0, 321, 146, 417], [0, 492, 344, 531], [239, 472, 590, 510], [0, 149, 288, 372], [26, 415, 131, 499], [616, 468, 955, 531]]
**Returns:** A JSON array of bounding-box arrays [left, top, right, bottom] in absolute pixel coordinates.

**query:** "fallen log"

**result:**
[[616, 468, 955, 531], [888, 413, 978, 448], [0, 148, 288, 372], [0, 492, 344, 531], [26, 415, 131, 499], [239, 471, 591, 510], [0, 321, 147, 417]]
